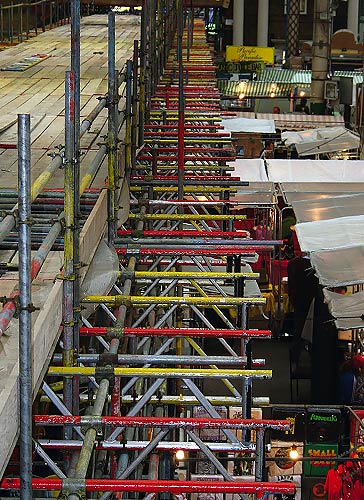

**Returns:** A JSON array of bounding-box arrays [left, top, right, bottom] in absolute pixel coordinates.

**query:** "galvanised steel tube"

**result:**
[[125, 59, 133, 179], [66, 254, 138, 500], [131, 40, 139, 171], [107, 10, 117, 244], [0, 479, 296, 495], [52, 353, 247, 366], [18, 113, 32, 500], [79, 327, 271, 338], [0, 146, 107, 338], [63, 71, 76, 422], [138, 0, 146, 146]]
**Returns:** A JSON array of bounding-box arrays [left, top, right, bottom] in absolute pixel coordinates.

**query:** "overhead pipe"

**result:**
[[18, 114, 33, 500]]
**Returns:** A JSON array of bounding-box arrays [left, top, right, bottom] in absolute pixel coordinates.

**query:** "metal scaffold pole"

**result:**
[[71, 0, 81, 417], [18, 113, 33, 500], [107, 10, 118, 244], [63, 71, 76, 433]]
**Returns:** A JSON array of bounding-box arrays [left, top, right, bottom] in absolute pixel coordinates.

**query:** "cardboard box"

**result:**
[[268, 440, 303, 476], [229, 407, 262, 441], [225, 475, 256, 500], [193, 406, 227, 442], [268, 474, 301, 499], [190, 474, 224, 500]]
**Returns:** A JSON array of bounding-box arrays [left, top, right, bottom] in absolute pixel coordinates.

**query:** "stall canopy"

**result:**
[[281, 127, 360, 156], [266, 159, 364, 183], [222, 117, 276, 134], [228, 159, 275, 205], [323, 289, 364, 330], [310, 245, 364, 287], [292, 193, 364, 223], [295, 215, 364, 252]]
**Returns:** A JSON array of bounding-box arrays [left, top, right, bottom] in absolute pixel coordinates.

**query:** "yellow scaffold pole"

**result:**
[[48, 367, 272, 379], [81, 295, 266, 307], [128, 214, 247, 221], [127, 271, 259, 279]]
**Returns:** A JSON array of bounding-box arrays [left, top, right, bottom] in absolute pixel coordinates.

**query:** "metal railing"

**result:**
[[0, 0, 70, 44]]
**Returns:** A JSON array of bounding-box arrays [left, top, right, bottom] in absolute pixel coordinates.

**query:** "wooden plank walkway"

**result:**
[[0, 13, 140, 188], [0, 13, 139, 478]]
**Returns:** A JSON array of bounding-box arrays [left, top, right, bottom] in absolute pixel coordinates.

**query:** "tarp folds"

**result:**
[[222, 117, 276, 134], [292, 193, 364, 223], [295, 215, 364, 252], [229, 159, 269, 182], [281, 127, 359, 156], [231, 182, 275, 205], [323, 289, 364, 330], [310, 245, 364, 287], [267, 159, 364, 183]]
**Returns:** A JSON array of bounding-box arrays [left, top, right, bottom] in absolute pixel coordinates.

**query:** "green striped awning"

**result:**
[[217, 80, 310, 98]]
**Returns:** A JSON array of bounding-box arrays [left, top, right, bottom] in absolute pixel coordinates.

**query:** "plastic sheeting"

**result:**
[[231, 182, 276, 205], [281, 127, 359, 156], [81, 239, 119, 318], [281, 182, 364, 205], [222, 117, 276, 134], [295, 215, 364, 252], [323, 289, 364, 330], [310, 245, 364, 287], [229, 159, 269, 182], [292, 193, 364, 223], [267, 159, 364, 183]]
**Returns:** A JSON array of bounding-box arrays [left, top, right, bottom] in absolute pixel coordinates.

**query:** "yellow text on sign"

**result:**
[[226, 46, 275, 65]]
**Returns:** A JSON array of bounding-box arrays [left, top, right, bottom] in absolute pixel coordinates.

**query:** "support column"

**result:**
[[311, 0, 330, 114], [287, 0, 300, 58], [348, 0, 359, 37], [233, 0, 244, 46], [257, 0, 269, 47]]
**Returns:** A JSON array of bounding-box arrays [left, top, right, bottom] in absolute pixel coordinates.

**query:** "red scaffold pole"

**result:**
[[79, 327, 271, 338], [0, 478, 295, 495], [33, 415, 290, 431]]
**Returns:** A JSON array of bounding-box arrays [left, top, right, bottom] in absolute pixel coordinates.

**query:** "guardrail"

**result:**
[[0, 0, 70, 44]]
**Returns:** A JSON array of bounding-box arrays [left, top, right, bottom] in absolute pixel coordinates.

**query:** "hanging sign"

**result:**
[[226, 45, 274, 65]]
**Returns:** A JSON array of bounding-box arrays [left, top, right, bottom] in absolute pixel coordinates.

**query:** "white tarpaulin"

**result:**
[[295, 215, 364, 252], [267, 159, 364, 183], [281, 127, 359, 156], [292, 193, 364, 223], [323, 289, 364, 330], [229, 159, 269, 182], [281, 182, 364, 205], [231, 182, 276, 205], [310, 245, 364, 286], [222, 117, 276, 134]]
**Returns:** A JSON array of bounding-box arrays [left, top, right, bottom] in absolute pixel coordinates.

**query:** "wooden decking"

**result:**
[[0, 13, 140, 188], [0, 13, 139, 478]]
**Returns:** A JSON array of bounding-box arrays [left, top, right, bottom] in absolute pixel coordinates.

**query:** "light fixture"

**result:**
[[175, 449, 185, 461], [299, 90, 306, 97], [238, 92, 245, 100], [289, 444, 299, 461], [270, 92, 275, 98]]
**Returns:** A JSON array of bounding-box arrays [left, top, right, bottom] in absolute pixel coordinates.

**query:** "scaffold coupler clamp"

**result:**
[[60, 478, 86, 500]]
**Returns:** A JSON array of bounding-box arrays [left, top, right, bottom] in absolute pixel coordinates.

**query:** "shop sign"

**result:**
[[304, 443, 338, 476], [226, 46, 274, 65]]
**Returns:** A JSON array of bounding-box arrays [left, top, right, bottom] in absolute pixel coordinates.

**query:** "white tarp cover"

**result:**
[[310, 245, 364, 286], [281, 182, 364, 205], [232, 181, 275, 205], [292, 193, 364, 223], [295, 215, 364, 252], [229, 159, 269, 182], [281, 127, 359, 156], [323, 289, 364, 330], [267, 159, 364, 183], [222, 117, 276, 134]]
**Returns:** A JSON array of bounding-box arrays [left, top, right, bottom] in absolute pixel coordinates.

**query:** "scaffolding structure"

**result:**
[[0, 3, 295, 500]]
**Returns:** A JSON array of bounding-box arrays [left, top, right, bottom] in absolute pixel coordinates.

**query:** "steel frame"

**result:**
[[0, 4, 295, 500]]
